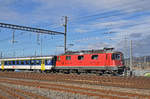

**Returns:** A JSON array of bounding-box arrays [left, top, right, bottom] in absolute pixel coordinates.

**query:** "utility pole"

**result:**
[[13, 51, 16, 57], [0, 21, 65, 57], [0, 52, 2, 58], [12, 30, 16, 44], [64, 16, 68, 53], [37, 33, 40, 45], [40, 38, 43, 56], [124, 34, 128, 58], [144, 56, 147, 69], [130, 40, 133, 75], [35, 50, 37, 56], [22, 48, 24, 56]]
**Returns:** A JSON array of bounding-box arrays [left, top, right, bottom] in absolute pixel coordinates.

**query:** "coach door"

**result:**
[[41, 59, 45, 71], [1, 61, 4, 70]]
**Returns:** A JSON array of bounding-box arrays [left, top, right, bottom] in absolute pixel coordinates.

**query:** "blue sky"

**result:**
[[0, 0, 150, 57]]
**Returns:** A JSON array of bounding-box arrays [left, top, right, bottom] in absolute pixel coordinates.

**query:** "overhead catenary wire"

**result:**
[[1, 0, 150, 57], [67, 10, 150, 36], [0, 31, 26, 43], [69, 10, 149, 28], [67, 5, 149, 37], [69, 0, 149, 23]]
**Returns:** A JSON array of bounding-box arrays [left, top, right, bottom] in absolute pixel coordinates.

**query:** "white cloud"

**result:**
[[1, 0, 150, 25], [74, 28, 88, 33], [70, 9, 150, 57], [0, 0, 150, 56], [74, 37, 101, 43], [78, 0, 150, 13]]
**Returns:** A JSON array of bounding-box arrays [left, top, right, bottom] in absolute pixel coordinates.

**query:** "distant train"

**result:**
[[0, 48, 126, 75]]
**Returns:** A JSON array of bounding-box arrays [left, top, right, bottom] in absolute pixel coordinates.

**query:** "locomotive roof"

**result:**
[[63, 48, 121, 55]]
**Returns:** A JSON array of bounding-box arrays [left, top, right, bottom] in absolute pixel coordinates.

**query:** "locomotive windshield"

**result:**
[[112, 53, 121, 60]]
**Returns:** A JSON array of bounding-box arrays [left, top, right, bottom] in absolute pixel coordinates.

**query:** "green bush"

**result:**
[[144, 73, 150, 77]]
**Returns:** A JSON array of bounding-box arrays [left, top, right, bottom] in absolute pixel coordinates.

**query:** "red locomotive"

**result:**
[[54, 48, 125, 75]]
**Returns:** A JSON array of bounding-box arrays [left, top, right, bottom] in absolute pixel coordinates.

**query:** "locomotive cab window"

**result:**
[[91, 55, 98, 60], [112, 53, 121, 60], [66, 56, 71, 60], [78, 55, 84, 60]]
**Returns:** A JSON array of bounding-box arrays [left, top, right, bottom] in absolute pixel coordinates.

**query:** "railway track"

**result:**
[[0, 83, 50, 99], [0, 78, 150, 99], [0, 72, 150, 89], [0, 72, 150, 99]]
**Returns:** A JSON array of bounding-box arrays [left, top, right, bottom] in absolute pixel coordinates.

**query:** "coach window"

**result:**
[[46, 59, 51, 65], [31, 60, 35, 65], [91, 55, 98, 60], [8, 61, 12, 65], [45, 60, 47, 65], [36, 60, 41, 65], [26, 60, 30, 65], [16, 61, 20, 65], [21, 60, 24, 65], [12, 61, 15, 65], [4, 61, 8, 65], [78, 55, 84, 60], [66, 56, 71, 60]]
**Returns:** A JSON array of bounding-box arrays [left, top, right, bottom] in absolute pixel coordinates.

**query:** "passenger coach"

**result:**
[[0, 56, 53, 72]]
